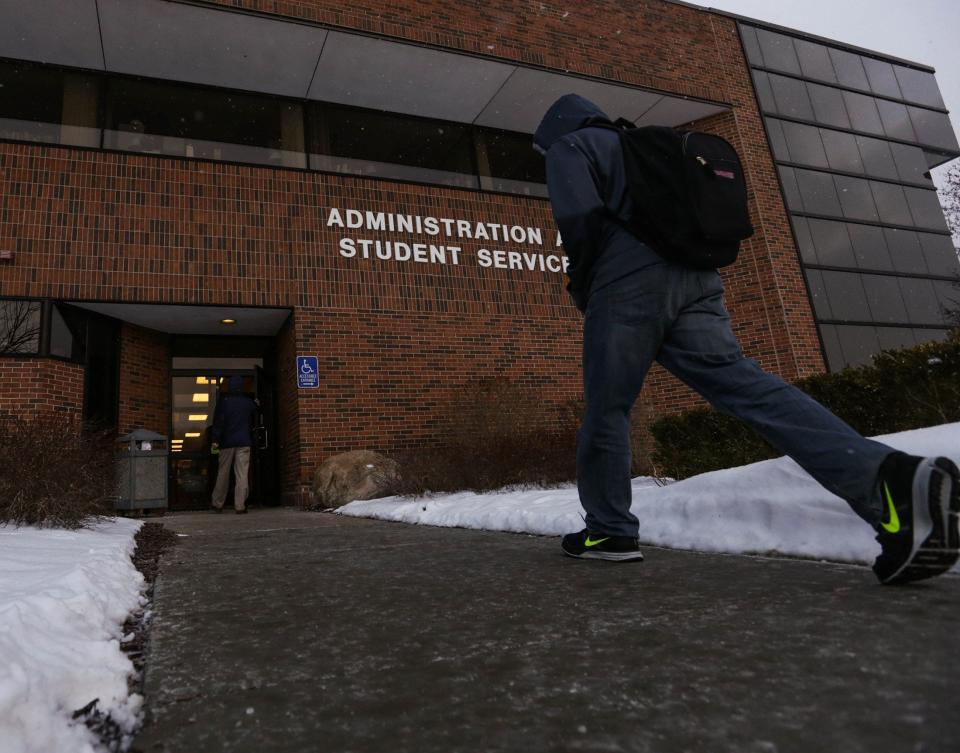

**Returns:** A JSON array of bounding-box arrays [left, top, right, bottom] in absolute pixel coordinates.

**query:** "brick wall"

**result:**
[[0, 0, 824, 497], [118, 323, 170, 436], [0, 358, 83, 417]]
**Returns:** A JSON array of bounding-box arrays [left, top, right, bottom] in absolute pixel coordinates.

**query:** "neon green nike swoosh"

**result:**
[[881, 483, 901, 534], [585, 536, 610, 547]]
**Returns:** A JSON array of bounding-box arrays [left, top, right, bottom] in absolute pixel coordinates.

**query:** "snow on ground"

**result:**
[[340, 422, 960, 571], [0, 518, 144, 753]]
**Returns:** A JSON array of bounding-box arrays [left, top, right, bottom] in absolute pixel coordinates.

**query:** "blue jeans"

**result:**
[[578, 262, 891, 537]]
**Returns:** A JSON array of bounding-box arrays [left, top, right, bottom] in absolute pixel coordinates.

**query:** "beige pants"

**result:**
[[212, 446, 251, 510]]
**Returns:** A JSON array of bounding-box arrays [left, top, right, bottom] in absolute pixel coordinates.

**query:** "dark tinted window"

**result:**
[[808, 83, 850, 129], [795, 169, 842, 216], [898, 277, 942, 325], [829, 49, 870, 90], [756, 29, 801, 74], [740, 25, 764, 65], [889, 142, 930, 185], [842, 91, 885, 136], [791, 216, 818, 263], [933, 280, 960, 320], [0, 300, 42, 355], [0, 61, 100, 147], [769, 74, 814, 120], [765, 118, 789, 160], [876, 100, 916, 142], [805, 269, 833, 318], [904, 187, 949, 232], [822, 270, 870, 320], [862, 274, 909, 323], [862, 58, 902, 99], [908, 107, 960, 151], [876, 327, 916, 351], [894, 67, 945, 109], [477, 128, 546, 195], [855, 136, 898, 180], [819, 324, 846, 371], [918, 233, 960, 277], [49, 304, 86, 362], [809, 218, 855, 267], [820, 129, 862, 173], [848, 223, 893, 271], [836, 325, 880, 366], [835, 175, 878, 222], [794, 39, 837, 83], [752, 71, 777, 113], [781, 121, 828, 167], [870, 182, 913, 226], [106, 78, 306, 167], [778, 166, 804, 211], [310, 104, 476, 188], [883, 228, 927, 274]]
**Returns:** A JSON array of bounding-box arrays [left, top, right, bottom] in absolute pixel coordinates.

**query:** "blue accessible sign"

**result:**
[[297, 356, 319, 388]]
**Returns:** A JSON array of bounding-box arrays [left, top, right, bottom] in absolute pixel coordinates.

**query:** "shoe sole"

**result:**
[[883, 457, 960, 585], [562, 548, 644, 562]]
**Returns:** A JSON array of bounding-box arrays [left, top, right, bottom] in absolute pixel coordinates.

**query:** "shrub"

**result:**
[[0, 412, 117, 528], [650, 330, 960, 480], [392, 378, 578, 495]]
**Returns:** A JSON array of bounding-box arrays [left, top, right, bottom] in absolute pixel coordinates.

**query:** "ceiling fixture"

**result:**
[[221, 318, 237, 325]]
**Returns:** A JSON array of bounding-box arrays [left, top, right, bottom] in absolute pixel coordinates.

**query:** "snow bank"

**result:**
[[340, 422, 960, 570], [0, 518, 144, 753]]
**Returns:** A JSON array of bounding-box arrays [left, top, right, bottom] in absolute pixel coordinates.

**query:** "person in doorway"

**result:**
[[211, 375, 258, 514], [533, 94, 959, 584]]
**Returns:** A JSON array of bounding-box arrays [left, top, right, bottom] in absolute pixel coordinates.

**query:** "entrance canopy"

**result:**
[[69, 303, 291, 337], [3, 0, 729, 131]]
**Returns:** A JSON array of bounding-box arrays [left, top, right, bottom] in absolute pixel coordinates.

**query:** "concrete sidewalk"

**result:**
[[134, 509, 959, 753]]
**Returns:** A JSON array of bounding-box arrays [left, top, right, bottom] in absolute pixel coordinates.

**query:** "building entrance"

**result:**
[[169, 357, 279, 511]]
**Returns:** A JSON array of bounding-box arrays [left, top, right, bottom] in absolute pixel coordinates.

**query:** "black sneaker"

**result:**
[[561, 529, 644, 562], [873, 453, 960, 585]]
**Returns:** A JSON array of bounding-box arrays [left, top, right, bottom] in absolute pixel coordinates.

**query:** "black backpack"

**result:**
[[604, 118, 754, 269]]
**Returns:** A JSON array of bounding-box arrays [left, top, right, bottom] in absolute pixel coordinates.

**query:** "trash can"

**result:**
[[116, 428, 168, 513]]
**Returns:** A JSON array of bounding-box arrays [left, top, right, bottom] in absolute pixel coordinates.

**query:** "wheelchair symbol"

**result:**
[[300, 360, 315, 374]]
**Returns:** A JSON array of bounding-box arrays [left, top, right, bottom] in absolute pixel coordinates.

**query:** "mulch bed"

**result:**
[[76, 522, 178, 752]]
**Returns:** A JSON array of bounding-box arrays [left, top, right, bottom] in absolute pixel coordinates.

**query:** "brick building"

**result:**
[[1, 0, 957, 508]]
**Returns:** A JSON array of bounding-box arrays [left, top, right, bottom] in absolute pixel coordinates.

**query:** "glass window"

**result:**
[[769, 74, 814, 121], [0, 300, 42, 355], [933, 280, 960, 322], [829, 49, 870, 91], [883, 228, 928, 274], [836, 325, 881, 366], [791, 216, 818, 263], [808, 83, 850, 129], [105, 78, 306, 168], [855, 136, 898, 181], [842, 91, 885, 136], [804, 270, 833, 318], [898, 277, 942, 325], [809, 218, 855, 267], [819, 324, 846, 371], [876, 327, 917, 351], [756, 29, 802, 75], [820, 129, 862, 174], [752, 71, 777, 114], [848, 222, 893, 271], [740, 25, 764, 66], [0, 61, 100, 148], [794, 39, 837, 83], [795, 169, 842, 216], [49, 304, 86, 362], [821, 270, 871, 321], [876, 100, 916, 142], [914, 328, 950, 345], [476, 128, 546, 196], [862, 58, 902, 99], [918, 232, 960, 277], [894, 67, 945, 109], [781, 121, 828, 167], [765, 118, 790, 161], [908, 107, 960, 151], [904, 187, 949, 232], [870, 182, 913, 227], [778, 166, 804, 211], [309, 104, 477, 189], [862, 273, 909, 323], [834, 175, 878, 222], [888, 143, 930, 185]]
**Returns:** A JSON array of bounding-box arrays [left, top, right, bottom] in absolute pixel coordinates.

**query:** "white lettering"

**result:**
[[527, 227, 543, 246], [397, 215, 414, 234], [365, 211, 386, 231], [338, 237, 356, 257], [555, 232, 563, 247], [327, 208, 344, 228], [477, 249, 492, 267], [346, 209, 364, 229], [423, 216, 440, 236], [546, 255, 561, 272], [510, 226, 527, 244], [457, 220, 473, 239]]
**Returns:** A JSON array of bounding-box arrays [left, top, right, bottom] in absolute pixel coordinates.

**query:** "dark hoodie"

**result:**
[[533, 94, 660, 310], [212, 375, 257, 449]]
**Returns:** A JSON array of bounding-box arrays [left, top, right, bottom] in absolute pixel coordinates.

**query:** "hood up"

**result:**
[[228, 375, 245, 393], [533, 94, 612, 154]]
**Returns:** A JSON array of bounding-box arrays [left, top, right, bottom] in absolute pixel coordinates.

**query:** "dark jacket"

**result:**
[[212, 376, 257, 449], [533, 94, 660, 310]]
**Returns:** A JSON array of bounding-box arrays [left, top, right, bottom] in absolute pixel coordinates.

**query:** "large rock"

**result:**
[[311, 450, 400, 509]]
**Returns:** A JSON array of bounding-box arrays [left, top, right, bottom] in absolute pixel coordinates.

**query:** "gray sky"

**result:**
[[687, 0, 960, 185]]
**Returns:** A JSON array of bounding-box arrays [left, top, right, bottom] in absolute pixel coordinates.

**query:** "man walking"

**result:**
[[211, 375, 258, 514], [533, 94, 959, 584]]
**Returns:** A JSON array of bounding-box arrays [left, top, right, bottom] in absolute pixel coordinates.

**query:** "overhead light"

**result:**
[[192, 393, 209, 402], [196, 377, 209, 385], [188, 414, 208, 421], [221, 318, 236, 325], [185, 432, 201, 438]]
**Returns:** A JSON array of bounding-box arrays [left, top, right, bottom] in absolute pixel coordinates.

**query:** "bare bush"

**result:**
[[0, 412, 117, 528]]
